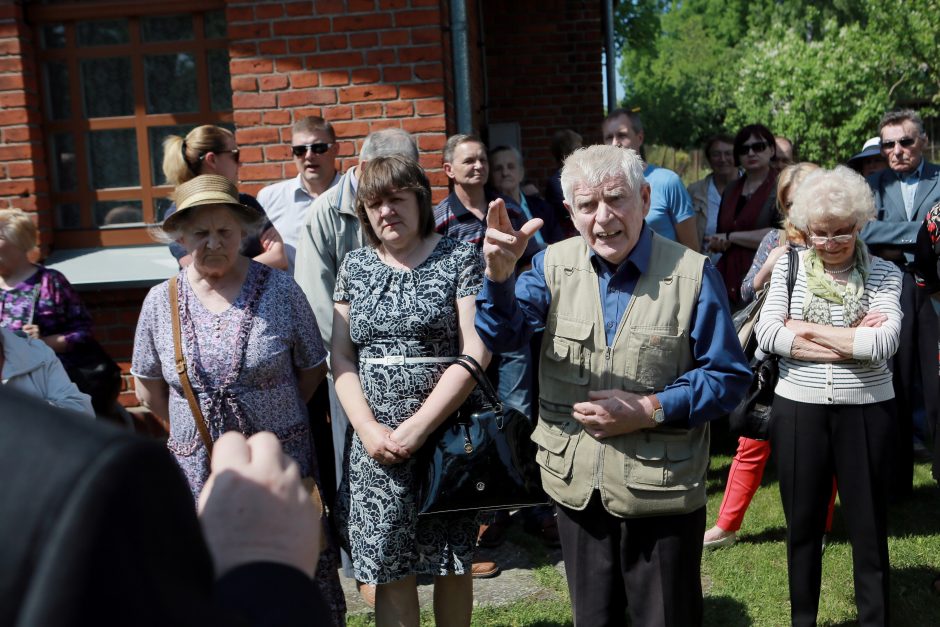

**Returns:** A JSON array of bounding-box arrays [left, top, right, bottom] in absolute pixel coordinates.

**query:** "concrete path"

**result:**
[[341, 523, 568, 617]]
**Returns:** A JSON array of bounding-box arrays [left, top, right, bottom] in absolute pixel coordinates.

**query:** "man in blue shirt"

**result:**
[[475, 145, 750, 625], [602, 108, 699, 250]]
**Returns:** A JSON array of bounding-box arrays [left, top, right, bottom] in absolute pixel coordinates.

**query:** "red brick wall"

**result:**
[[225, 0, 452, 200], [0, 1, 50, 251], [482, 0, 603, 191]]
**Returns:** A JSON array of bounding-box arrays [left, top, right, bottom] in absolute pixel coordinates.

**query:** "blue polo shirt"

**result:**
[[644, 164, 694, 241]]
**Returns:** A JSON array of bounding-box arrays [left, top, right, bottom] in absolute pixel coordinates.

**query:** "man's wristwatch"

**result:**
[[649, 395, 665, 426]]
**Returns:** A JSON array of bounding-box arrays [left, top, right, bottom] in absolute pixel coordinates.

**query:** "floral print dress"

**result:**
[[333, 237, 483, 585], [131, 261, 345, 625]]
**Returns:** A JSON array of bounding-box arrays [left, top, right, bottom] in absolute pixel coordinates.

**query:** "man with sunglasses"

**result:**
[[258, 116, 341, 270], [863, 108, 940, 498], [864, 108, 940, 261]]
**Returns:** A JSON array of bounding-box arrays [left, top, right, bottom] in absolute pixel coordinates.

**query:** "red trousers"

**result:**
[[716, 436, 836, 532]]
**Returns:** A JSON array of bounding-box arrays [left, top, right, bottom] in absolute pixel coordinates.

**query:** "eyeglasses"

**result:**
[[737, 141, 769, 155], [198, 148, 239, 163], [880, 137, 917, 150], [808, 232, 856, 247], [291, 143, 334, 157]]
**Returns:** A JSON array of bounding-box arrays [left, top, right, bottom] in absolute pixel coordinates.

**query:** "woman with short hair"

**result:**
[[132, 174, 345, 625], [332, 156, 490, 626], [755, 166, 902, 626]]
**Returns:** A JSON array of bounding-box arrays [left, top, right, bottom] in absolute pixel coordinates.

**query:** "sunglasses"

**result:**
[[291, 143, 334, 157], [737, 141, 769, 155], [880, 137, 917, 150], [198, 148, 239, 163]]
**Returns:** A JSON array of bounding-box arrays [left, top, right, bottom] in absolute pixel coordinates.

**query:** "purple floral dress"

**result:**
[[131, 261, 345, 624], [0, 265, 92, 369]]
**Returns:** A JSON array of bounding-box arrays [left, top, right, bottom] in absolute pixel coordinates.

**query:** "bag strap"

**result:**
[[169, 275, 214, 455], [453, 354, 502, 411], [786, 248, 798, 300]]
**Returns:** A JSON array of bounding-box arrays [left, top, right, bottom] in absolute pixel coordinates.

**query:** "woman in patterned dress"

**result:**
[[131, 174, 345, 625], [0, 208, 94, 367], [332, 156, 490, 626]]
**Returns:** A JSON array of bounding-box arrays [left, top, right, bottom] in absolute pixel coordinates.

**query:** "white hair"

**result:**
[[787, 166, 876, 231], [560, 145, 648, 207]]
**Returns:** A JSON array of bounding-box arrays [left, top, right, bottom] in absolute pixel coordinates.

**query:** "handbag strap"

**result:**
[[169, 275, 214, 455], [786, 247, 798, 301], [453, 354, 502, 411]]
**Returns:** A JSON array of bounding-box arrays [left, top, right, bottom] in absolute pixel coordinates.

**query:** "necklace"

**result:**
[[824, 261, 855, 274]]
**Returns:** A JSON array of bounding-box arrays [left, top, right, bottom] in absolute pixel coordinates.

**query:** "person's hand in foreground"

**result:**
[[198, 431, 322, 579]]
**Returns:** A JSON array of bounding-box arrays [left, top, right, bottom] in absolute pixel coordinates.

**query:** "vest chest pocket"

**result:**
[[531, 422, 578, 480], [624, 329, 684, 390], [623, 434, 703, 491], [544, 317, 593, 385]]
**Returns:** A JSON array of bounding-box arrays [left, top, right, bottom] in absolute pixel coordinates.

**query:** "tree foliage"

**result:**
[[614, 0, 940, 166]]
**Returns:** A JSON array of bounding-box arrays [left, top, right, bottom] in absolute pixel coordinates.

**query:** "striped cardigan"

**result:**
[[754, 249, 903, 405]]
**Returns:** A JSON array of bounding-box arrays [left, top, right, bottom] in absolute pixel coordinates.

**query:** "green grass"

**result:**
[[348, 445, 940, 626]]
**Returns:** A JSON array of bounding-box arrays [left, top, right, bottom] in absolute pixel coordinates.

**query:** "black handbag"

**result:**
[[415, 354, 548, 515], [728, 248, 797, 440]]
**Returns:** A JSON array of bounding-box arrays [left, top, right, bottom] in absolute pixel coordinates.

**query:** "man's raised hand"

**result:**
[[482, 198, 543, 282]]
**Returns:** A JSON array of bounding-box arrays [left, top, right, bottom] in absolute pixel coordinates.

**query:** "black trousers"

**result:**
[[555, 492, 705, 627], [771, 396, 894, 627]]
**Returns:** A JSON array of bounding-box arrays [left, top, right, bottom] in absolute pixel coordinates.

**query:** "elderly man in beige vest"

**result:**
[[475, 145, 750, 626]]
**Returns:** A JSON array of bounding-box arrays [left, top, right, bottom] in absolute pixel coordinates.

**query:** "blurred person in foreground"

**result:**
[[0, 386, 329, 626], [475, 144, 750, 626], [332, 156, 490, 626], [755, 166, 902, 626], [131, 174, 344, 624]]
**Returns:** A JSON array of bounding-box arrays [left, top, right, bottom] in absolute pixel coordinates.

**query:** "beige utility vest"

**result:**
[[532, 234, 709, 517]]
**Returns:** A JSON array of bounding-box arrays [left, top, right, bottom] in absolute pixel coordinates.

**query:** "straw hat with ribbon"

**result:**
[[163, 174, 259, 233]]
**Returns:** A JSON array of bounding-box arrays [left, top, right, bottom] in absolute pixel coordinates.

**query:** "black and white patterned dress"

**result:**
[[333, 236, 483, 584]]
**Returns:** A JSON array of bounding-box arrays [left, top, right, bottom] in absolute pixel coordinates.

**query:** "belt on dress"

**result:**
[[360, 355, 457, 366]]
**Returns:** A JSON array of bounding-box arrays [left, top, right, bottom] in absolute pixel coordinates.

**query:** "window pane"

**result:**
[[44, 62, 71, 120], [148, 124, 197, 185], [55, 204, 82, 229], [145, 53, 197, 114], [154, 197, 174, 222], [81, 58, 133, 117], [95, 200, 144, 227], [88, 129, 139, 189], [41, 24, 66, 49], [76, 20, 129, 47], [51, 133, 77, 192], [204, 9, 227, 38], [141, 14, 193, 42], [208, 49, 232, 112]]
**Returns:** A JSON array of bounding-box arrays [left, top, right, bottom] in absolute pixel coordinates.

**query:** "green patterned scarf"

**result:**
[[802, 239, 871, 327]]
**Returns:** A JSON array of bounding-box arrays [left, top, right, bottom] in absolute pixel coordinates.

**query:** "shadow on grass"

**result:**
[[702, 595, 753, 626], [891, 565, 940, 625]]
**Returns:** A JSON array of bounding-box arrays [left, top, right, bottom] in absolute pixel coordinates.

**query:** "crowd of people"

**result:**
[[4, 105, 940, 627]]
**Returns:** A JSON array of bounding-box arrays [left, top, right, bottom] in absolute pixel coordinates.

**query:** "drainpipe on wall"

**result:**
[[604, 0, 617, 112], [450, 0, 472, 133]]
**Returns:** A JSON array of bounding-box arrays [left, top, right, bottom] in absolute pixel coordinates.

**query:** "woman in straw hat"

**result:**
[[131, 174, 344, 624]]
